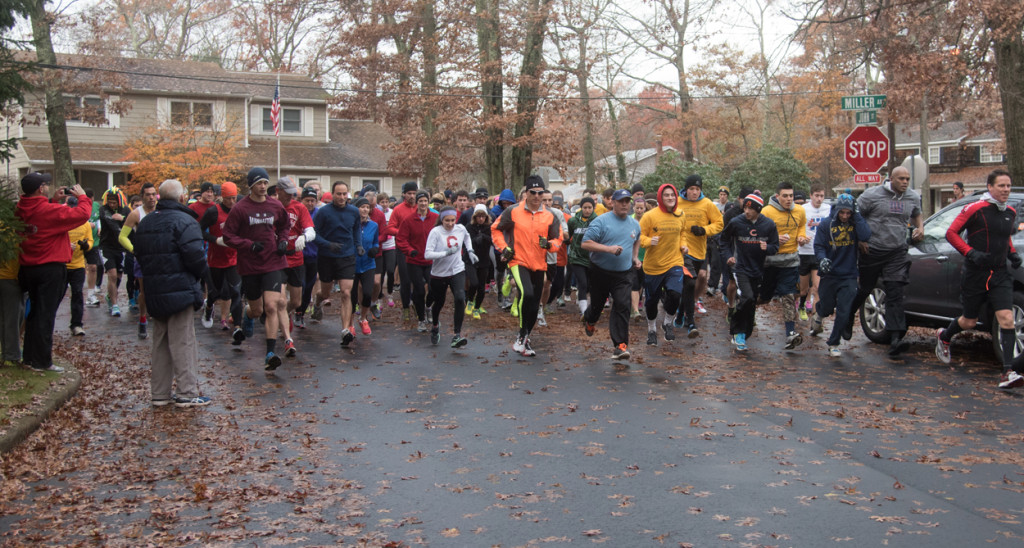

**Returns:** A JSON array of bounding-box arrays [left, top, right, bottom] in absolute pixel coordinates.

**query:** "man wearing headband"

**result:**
[[222, 167, 293, 371], [719, 191, 779, 351], [491, 175, 563, 357], [200, 182, 244, 338]]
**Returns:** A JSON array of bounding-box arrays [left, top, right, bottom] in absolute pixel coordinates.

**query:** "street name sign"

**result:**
[[841, 95, 887, 111]]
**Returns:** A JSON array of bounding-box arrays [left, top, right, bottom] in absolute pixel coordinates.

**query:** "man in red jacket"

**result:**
[[15, 172, 91, 372], [396, 190, 438, 330], [385, 181, 419, 319]]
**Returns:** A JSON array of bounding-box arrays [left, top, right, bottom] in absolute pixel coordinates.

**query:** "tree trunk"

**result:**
[[475, 0, 504, 193], [509, 0, 552, 192], [419, 0, 439, 189], [605, 97, 625, 188], [577, 39, 595, 192], [28, 0, 74, 187], [995, 35, 1024, 186]]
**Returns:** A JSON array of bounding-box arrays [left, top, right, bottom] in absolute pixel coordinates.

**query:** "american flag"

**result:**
[[270, 84, 281, 136]]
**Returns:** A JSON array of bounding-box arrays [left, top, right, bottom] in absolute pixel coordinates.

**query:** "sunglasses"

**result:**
[[528, 189, 544, 195]]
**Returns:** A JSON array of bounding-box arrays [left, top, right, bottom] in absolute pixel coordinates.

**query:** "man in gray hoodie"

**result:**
[[849, 166, 923, 356]]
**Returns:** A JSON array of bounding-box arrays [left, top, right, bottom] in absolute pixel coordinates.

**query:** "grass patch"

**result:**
[[0, 364, 63, 425]]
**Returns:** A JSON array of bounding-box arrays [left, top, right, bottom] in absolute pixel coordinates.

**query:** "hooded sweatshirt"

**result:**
[[639, 184, 687, 275], [718, 210, 780, 278], [813, 202, 872, 279], [16, 195, 92, 266], [761, 195, 806, 268], [857, 181, 921, 253], [567, 208, 596, 267], [490, 189, 517, 219], [677, 191, 724, 261]]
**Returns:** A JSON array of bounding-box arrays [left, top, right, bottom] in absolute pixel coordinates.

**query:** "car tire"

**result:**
[[859, 287, 889, 344], [991, 291, 1024, 360]]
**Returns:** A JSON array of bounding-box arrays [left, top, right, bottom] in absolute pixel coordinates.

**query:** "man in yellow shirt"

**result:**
[[593, 188, 614, 216], [760, 182, 808, 349], [639, 183, 692, 346], [673, 175, 723, 337]]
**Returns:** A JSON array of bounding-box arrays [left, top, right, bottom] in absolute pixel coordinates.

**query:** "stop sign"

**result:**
[[844, 126, 889, 173]]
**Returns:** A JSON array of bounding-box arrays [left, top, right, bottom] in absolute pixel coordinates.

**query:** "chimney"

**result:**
[[655, 135, 663, 160]]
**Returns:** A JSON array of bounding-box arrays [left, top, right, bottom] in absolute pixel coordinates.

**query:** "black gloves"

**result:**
[[690, 225, 706, 236], [409, 249, 418, 258], [501, 247, 515, 261], [357, 246, 366, 256], [967, 249, 991, 268], [1010, 252, 1022, 270], [77, 239, 90, 252], [368, 247, 379, 258], [276, 240, 289, 255], [818, 258, 832, 275], [538, 236, 551, 250], [251, 241, 265, 253], [327, 242, 343, 254]]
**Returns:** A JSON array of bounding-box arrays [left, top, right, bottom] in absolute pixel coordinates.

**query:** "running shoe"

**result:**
[[733, 333, 747, 351], [417, 320, 429, 332], [520, 338, 536, 357], [202, 305, 214, 328], [29, 363, 64, 373], [402, 308, 411, 321], [340, 328, 354, 347], [129, 297, 138, 313], [242, 313, 255, 339], [934, 328, 951, 364], [584, 321, 596, 337], [557, 296, 565, 307], [311, 304, 324, 322], [220, 319, 231, 330], [696, 300, 707, 314], [110, 305, 121, 317], [537, 313, 547, 327], [430, 324, 440, 345], [71, 326, 85, 337], [371, 304, 381, 320], [232, 327, 246, 345], [472, 308, 482, 320], [86, 294, 100, 307], [809, 314, 823, 336], [612, 343, 630, 360], [451, 335, 468, 348], [360, 318, 372, 335], [662, 322, 675, 341], [465, 303, 475, 315], [477, 307, 487, 314], [264, 352, 282, 371], [174, 395, 211, 408], [294, 314, 305, 329], [686, 324, 700, 339], [646, 331, 658, 346], [673, 315, 684, 329], [513, 336, 525, 353], [828, 346, 841, 357], [138, 321, 148, 340], [998, 370, 1024, 389], [284, 339, 296, 357], [798, 308, 809, 321], [387, 296, 396, 308], [842, 318, 853, 341], [785, 331, 803, 350], [501, 277, 512, 297]]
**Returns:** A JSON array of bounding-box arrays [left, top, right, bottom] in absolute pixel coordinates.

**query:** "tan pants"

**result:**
[[150, 307, 200, 400]]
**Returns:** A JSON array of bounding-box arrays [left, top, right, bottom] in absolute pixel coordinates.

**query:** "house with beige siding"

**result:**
[[2, 54, 406, 197]]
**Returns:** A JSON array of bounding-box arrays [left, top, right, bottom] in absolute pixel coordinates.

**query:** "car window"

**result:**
[[922, 204, 966, 246]]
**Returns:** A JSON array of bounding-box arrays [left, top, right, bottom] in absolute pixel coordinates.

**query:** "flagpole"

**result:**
[[276, 74, 281, 181]]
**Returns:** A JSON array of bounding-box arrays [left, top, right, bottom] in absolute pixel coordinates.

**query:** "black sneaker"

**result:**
[[842, 317, 854, 341], [174, 395, 211, 408], [662, 322, 675, 341], [686, 324, 700, 339], [888, 334, 910, 357], [430, 325, 440, 345], [265, 352, 282, 371], [646, 330, 658, 346], [521, 338, 536, 357], [451, 335, 468, 348], [138, 321, 148, 340], [340, 328, 354, 347], [232, 327, 246, 346]]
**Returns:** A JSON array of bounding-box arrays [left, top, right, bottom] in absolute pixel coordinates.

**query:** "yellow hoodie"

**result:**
[[639, 184, 688, 276], [762, 197, 806, 255], [67, 222, 93, 270], [677, 196, 724, 261]]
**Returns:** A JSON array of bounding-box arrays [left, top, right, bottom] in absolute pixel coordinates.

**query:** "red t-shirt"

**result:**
[[283, 199, 314, 268]]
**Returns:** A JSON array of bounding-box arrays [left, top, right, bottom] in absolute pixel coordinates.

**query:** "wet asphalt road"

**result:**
[[4, 292, 1024, 546]]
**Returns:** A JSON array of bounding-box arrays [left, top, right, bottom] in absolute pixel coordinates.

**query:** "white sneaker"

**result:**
[[828, 345, 841, 357], [998, 370, 1024, 389], [513, 336, 525, 353], [537, 313, 547, 327]]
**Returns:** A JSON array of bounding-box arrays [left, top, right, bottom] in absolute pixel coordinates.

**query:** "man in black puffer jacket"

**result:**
[[134, 179, 211, 408]]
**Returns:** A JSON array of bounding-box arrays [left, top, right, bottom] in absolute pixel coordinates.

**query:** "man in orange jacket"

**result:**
[[491, 175, 562, 357]]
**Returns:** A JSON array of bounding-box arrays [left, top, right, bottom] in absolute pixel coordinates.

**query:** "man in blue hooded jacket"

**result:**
[[810, 194, 871, 357]]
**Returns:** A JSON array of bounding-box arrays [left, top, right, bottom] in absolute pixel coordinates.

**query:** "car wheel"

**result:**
[[991, 291, 1024, 360], [859, 287, 889, 344]]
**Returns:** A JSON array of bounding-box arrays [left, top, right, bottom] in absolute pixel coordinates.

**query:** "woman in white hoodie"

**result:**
[[424, 207, 478, 348]]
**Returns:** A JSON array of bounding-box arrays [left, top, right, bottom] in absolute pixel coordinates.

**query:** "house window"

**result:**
[[928, 146, 941, 165], [171, 101, 213, 128], [263, 106, 302, 134], [64, 96, 105, 123], [980, 145, 1004, 164]]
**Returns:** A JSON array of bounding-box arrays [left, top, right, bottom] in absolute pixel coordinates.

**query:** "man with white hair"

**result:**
[[134, 179, 211, 407]]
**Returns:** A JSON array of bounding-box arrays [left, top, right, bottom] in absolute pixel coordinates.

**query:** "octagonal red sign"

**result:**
[[844, 126, 889, 173]]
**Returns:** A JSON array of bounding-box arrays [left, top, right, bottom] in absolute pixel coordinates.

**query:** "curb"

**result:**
[[0, 360, 81, 454]]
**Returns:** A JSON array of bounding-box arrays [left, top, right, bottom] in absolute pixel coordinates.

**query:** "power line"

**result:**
[[21, 59, 863, 102]]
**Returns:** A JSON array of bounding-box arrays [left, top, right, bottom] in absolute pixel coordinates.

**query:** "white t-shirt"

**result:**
[[381, 208, 396, 250], [424, 223, 472, 277], [798, 201, 832, 255]]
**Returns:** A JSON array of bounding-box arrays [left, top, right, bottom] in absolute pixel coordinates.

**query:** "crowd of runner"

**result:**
[[4, 166, 1024, 409]]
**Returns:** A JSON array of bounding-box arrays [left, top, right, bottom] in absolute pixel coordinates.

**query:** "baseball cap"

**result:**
[[474, 187, 489, 199], [276, 177, 299, 196], [301, 187, 318, 200], [612, 189, 632, 201], [21, 172, 51, 194]]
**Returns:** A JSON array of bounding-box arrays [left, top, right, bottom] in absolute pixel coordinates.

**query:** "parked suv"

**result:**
[[858, 190, 1024, 359]]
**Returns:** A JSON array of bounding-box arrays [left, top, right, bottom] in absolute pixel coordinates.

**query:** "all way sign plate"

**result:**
[[855, 173, 882, 184]]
